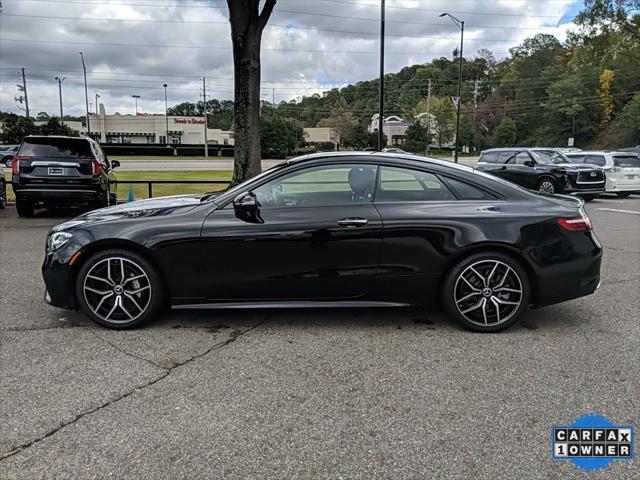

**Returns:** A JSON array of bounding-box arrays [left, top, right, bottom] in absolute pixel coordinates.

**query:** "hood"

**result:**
[[52, 195, 202, 231]]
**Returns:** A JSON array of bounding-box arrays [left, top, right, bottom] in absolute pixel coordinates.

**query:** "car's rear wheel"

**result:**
[[616, 192, 631, 198], [537, 178, 556, 194], [442, 252, 530, 332], [75, 249, 165, 329], [581, 194, 597, 202], [0, 179, 6, 209], [16, 198, 34, 217]]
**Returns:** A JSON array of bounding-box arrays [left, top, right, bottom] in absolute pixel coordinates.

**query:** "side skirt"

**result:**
[[171, 300, 410, 310]]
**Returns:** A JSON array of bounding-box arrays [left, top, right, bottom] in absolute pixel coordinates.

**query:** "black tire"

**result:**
[[90, 193, 110, 210], [0, 179, 6, 209], [581, 194, 597, 202], [16, 198, 34, 217], [109, 192, 117, 206], [442, 251, 531, 333], [616, 192, 631, 198], [537, 177, 556, 194], [75, 248, 166, 329]]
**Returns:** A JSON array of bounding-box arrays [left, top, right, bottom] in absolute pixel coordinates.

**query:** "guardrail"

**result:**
[[111, 179, 229, 198]]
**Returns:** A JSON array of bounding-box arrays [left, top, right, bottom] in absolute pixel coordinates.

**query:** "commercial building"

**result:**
[[303, 127, 340, 148], [67, 104, 234, 146]]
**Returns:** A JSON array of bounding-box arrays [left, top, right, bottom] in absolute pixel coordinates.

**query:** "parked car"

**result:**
[[42, 152, 601, 333], [476, 148, 605, 200], [11, 136, 119, 217], [564, 150, 640, 198], [619, 145, 640, 154], [0, 155, 8, 209], [0, 144, 20, 164]]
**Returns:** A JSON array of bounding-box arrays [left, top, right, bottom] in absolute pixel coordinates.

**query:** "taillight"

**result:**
[[12, 156, 28, 175], [556, 215, 592, 232], [92, 161, 102, 176]]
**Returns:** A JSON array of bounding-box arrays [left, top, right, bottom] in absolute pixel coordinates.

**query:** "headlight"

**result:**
[[48, 231, 73, 250]]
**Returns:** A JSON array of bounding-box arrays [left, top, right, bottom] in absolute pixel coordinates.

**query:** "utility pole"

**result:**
[[132, 94, 140, 115], [55, 77, 65, 119], [163, 84, 169, 145], [425, 78, 432, 153], [202, 77, 208, 158], [95, 93, 100, 115], [21, 67, 30, 118], [377, 0, 385, 150], [472, 78, 480, 153], [79, 52, 91, 136]]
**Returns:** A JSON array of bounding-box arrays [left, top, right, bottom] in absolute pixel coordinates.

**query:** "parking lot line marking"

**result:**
[[596, 208, 640, 215]]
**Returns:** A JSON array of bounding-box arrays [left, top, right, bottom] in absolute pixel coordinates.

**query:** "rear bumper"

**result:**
[[605, 177, 640, 193], [531, 231, 602, 307], [13, 187, 103, 203]]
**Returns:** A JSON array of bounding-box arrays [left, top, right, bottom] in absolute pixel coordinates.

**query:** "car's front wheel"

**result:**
[[442, 252, 530, 332], [75, 249, 165, 329], [537, 178, 556, 194]]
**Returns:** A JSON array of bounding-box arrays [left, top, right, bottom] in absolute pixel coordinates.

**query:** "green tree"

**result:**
[[616, 93, 640, 142], [261, 117, 304, 159], [431, 97, 455, 147], [545, 75, 589, 142], [37, 118, 77, 137], [492, 117, 517, 147], [404, 122, 429, 153], [316, 98, 359, 144], [343, 122, 370, 149], [0, 114, 38, 144], [36, 112, 51, 121]]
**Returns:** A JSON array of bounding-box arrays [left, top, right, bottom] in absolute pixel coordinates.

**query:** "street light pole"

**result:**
[[79, 52, 91, 136], [132, 95, 140, 115], [163, 84, 169, 145], [95, 93, 100, 115], [440, 13, 464, 163], [377, 0, 385, 151], [54, 76, 66, 120]]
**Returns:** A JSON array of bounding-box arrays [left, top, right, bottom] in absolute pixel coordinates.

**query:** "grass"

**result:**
[[3, 170, 232, 202]]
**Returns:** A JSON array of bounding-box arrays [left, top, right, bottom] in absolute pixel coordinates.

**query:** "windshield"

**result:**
[[530, 150, 572, 165], [200, 163, 285, 202]]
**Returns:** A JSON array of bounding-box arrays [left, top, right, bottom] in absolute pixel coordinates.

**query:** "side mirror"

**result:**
[[524, 160, 535, 167], [110, 160, 121, 168], [233, 191, 263, 223]]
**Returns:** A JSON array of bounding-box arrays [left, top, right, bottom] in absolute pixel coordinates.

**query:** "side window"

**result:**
[[375, 166, 456, 202], [567, 155, 586, 163], [253, 164, 376, 208], [497, 151, 515, 164], [585, 155, 606, 167], [445, 177, 495, 200], [480, 152, 498, 163], [511, 152, 532, 165]]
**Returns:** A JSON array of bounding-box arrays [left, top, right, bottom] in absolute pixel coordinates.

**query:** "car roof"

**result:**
[[24, 135, 88, 140], [481, 147, 560, 152], [285, 150, 474, 172]]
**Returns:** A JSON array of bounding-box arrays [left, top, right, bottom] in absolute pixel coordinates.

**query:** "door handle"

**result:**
[[337, 217, 368, 228]]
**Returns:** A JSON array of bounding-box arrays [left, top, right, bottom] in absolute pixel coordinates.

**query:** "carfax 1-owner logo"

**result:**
[[552, 414, 634, 472]]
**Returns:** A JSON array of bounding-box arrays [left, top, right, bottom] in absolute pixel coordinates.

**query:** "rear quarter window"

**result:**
[[19, 138, 93, 158], [584, 155, 607, 167], [613, 155, 640, 168], [479, 151, 498, 163], [445, 177, 496, 200]]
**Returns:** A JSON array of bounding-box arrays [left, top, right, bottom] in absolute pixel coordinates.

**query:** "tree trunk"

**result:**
[[227, 0, 276, 186]]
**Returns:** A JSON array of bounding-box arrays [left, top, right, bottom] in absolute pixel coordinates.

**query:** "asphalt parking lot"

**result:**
[[0, 196, 638, 479]]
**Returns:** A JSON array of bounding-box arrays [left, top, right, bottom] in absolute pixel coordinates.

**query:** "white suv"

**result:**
[[565, 151, 640, 198]]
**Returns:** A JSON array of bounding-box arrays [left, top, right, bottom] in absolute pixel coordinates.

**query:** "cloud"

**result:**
[[0, 0, 579, 116]]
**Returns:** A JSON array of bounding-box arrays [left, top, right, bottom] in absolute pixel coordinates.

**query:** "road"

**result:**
[[116, 156, 479, 171], [0, 196, 638, 479]]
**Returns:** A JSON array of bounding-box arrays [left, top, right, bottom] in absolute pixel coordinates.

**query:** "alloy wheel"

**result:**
[[82, 257, 152, 324], [538, 180, 555, 194], [454, 260, 523, 327]]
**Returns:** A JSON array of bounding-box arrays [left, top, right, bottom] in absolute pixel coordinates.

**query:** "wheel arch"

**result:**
[[67, 239, 168, 308], [439, 242, 539, 305]]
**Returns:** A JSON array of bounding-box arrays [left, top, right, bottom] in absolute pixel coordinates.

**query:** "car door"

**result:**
[[199, 162, 383, 302], [504, 151, 537, 189]]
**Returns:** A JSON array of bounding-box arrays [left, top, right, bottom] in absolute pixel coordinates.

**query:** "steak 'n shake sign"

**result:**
[[174, 118, 205, 125]]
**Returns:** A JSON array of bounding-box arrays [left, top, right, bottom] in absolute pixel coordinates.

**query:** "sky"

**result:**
[[0, 0, 585, 118]]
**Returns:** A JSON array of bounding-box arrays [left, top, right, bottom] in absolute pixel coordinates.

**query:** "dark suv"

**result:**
[[11, 136, 119, 217], [476, 148, 605, 200]]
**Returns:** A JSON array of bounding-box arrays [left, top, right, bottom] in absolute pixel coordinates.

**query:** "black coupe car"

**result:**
[[42, 152, 602, 332], [476, 148, 605, 200]]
